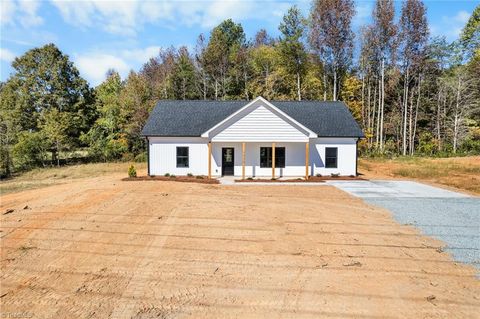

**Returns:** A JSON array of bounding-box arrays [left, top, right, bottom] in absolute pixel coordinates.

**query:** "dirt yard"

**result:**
[[359, 156, 480, 195], [1, 171, 479, 318]]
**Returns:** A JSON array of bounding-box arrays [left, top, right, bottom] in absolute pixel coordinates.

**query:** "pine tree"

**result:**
[[278, 6, 308, 101], [204, 19, 246, 100], [171, 47, 198, 100]]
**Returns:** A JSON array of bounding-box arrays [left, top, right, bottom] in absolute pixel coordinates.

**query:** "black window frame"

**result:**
[[325, 147, 338, 168], [260, 147, 285, 168], [176, 146, 189, 168]]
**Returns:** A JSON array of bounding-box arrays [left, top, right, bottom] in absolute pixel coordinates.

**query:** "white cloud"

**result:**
[[74, 46, 163, 85], [433, 10, 472, 40], [0, 48, 16, 62], [454, 10, 470, 24], [447, 10, 470, 38], [1, 0, 43, 27], [199, 0, 255, 28], [75, 52, 130, 86], [121, 46, 161, 63], [50, 0, 294, 36], [176, 0, 292, 29], [50, 0, 169, 36], [18, 0, 43, 26], [0, 0, 16, 25]]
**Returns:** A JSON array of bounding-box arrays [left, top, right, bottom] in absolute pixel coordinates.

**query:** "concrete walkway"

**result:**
[[326, 180, 470, 198]]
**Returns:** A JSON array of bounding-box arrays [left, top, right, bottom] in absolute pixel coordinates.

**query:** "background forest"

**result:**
[[1, 0, 479, 178]]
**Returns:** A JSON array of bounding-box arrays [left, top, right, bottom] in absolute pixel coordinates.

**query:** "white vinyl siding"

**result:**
[[149, 137, 208, 176], [148, 137, 358, 177], [310, 138, 357, 176], [211, 104, 309, 142]]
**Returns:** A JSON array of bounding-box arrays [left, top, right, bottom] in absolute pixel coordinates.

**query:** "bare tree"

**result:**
[[309, 0, 355, 101], [194, 34, 210, 100], [448, 68, 476, 153], [372, 0, 397, 150], [140, 47, 176, 100], [254, 29, 274, 47], [399, 0, 429, 155]]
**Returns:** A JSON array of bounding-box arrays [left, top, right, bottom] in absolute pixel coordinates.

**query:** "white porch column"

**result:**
[[242, 142, 246, 179], [208, 141, 212, 179], [272, 142, 276, 179], [305, 141, 309, 180]]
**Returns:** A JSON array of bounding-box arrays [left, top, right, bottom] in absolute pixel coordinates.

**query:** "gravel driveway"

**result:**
[[328, 180, 480, 271]]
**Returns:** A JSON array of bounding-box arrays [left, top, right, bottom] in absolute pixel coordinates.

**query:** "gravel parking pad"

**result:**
[[366, 198, 480, 269], [329, 180, 480, 271]]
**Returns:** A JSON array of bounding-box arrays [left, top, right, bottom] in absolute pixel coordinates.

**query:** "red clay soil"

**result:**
[[1, 173, 479, 318], [236, 176, 366, 182], [122, 175, 219, 184]]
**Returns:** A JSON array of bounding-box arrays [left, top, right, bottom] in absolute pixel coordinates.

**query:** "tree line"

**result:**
[[1, 0, 479, 178]]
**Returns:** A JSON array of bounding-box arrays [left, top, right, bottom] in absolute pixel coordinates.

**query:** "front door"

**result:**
[[222, 148, 234, 176]]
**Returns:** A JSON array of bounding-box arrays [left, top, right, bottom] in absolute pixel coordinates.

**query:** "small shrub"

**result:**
[[196, 175, 204, 179], [164, 173, 170, 177], [316, 173, 322, 177], [134, 152, 147, 162], [247, 177, 253, 180], [170, 174, 176, 178], [128, 165, 137, 178], [331, 173, 340, 178], [187, 173, 193, 177]]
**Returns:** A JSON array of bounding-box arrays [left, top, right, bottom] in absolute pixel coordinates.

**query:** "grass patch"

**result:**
[[392, 162, 480, 179], [1, 162, 147, 195], [359, 156, 480, 194]]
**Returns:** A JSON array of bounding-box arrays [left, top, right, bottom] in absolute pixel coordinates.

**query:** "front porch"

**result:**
[[207, 141, 310, 180]]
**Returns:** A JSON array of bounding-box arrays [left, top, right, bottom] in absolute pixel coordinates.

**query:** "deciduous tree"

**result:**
[[309, 0, 355, 101]]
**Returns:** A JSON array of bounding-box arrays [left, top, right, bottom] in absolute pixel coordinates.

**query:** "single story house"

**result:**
[[141, 96, 364, 178]]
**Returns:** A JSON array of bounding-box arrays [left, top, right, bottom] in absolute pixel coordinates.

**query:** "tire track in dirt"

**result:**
[[109, 198, 188, 318]]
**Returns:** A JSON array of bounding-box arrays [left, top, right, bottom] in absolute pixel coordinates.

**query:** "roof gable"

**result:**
[[202, 97, 316, 141]]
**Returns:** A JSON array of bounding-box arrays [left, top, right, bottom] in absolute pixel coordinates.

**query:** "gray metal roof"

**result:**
[[141, 100, 364, 138]]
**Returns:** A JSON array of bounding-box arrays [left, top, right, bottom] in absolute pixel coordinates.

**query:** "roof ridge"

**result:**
[[155, 100, 344, 103]]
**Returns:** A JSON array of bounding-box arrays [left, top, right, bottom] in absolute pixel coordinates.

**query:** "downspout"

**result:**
[[146, 136, 150, 176], [355, 138, 359, 177]]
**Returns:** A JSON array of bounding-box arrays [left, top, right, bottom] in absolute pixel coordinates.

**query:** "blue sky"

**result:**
[[0, 0, 477, 86]]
